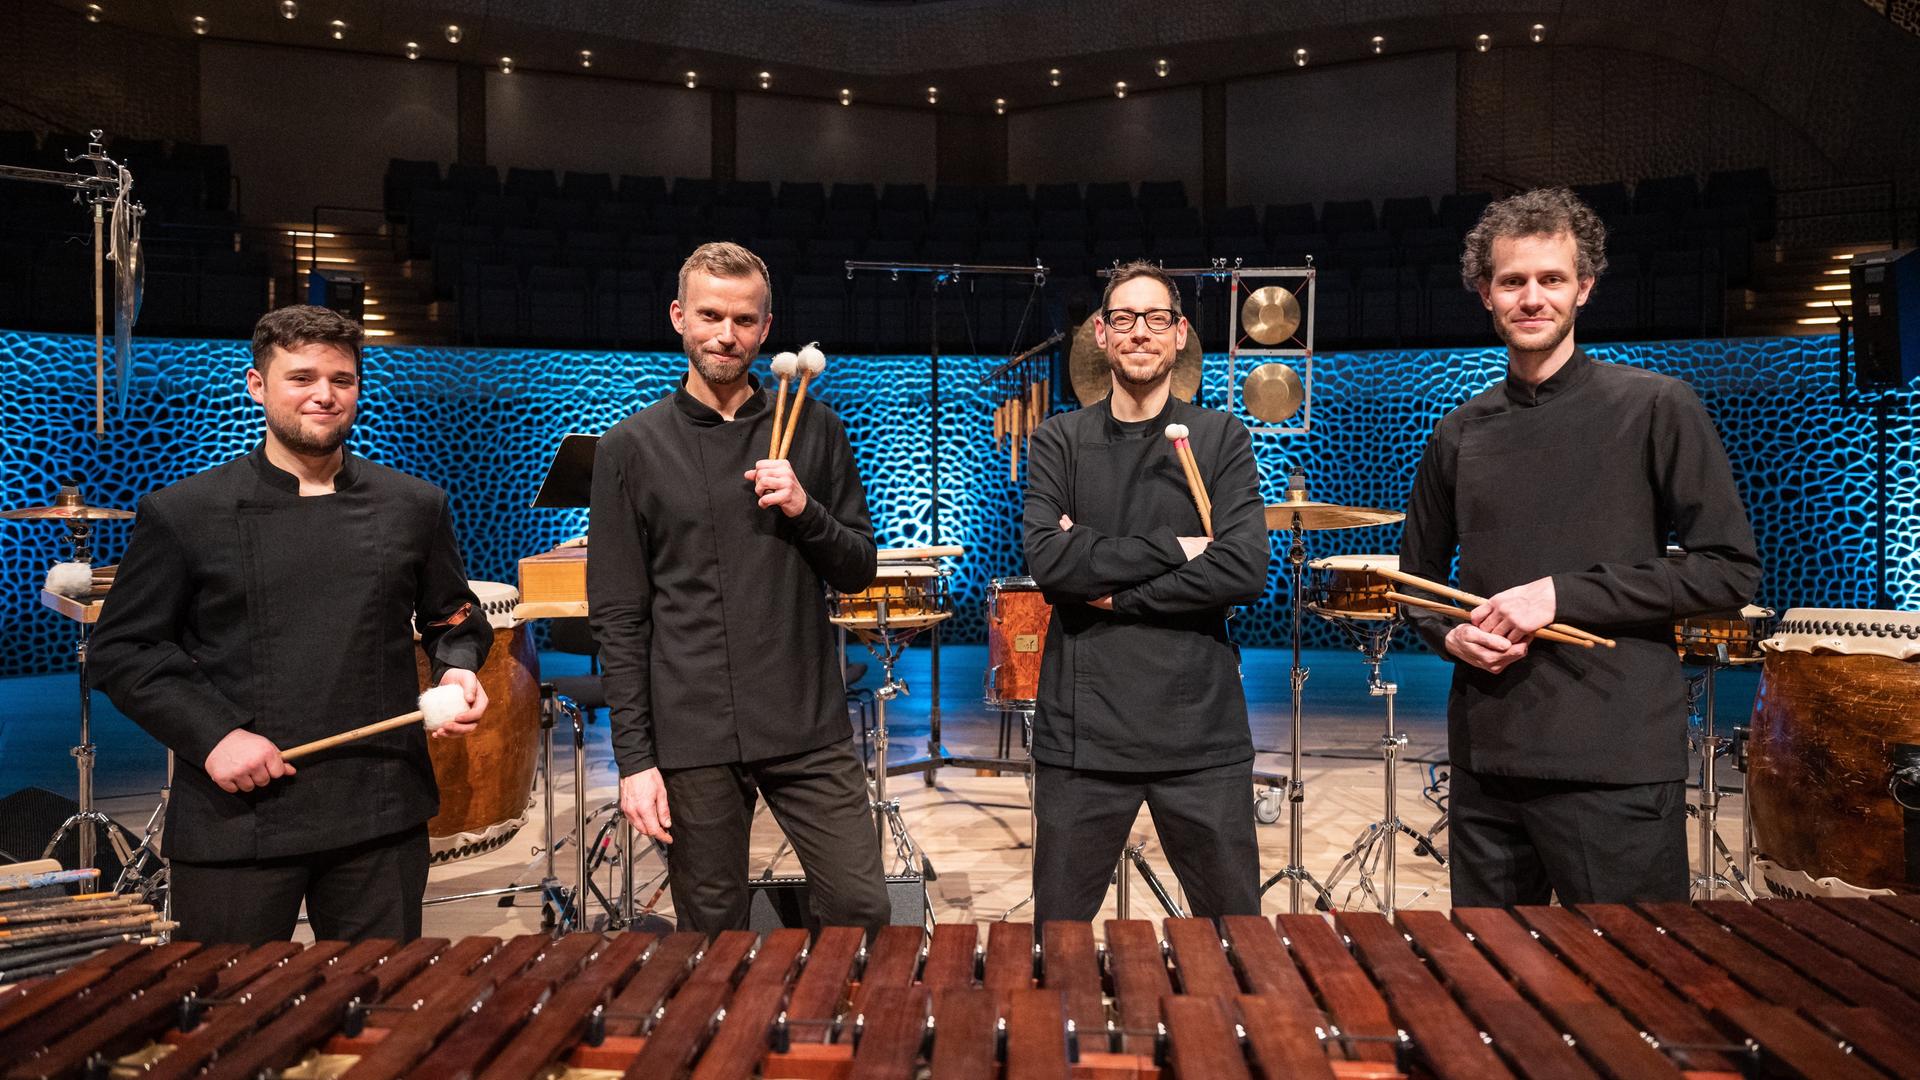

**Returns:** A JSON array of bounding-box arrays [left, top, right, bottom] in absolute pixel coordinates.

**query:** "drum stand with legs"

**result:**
[[1314, 618, 1445, 917], [1686, 649, 1755, 901], [856, 623, 937, 882]]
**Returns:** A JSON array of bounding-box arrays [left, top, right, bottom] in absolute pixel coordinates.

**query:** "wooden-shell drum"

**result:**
[[1308, 554, 1399, 621], [827, 558, 951, 641], [1674, 604, 1775, 664], [413, 580, 541, 864], [1747, 608, 1920, 897], [985, 576, 1052, 710]]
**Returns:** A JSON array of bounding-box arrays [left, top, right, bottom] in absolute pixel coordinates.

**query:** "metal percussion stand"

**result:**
[[1686, 649, 1756, 901], [1315, 618, 1445, 917], [1256, 509, 1334, 913], [854, 619, 937, 881]]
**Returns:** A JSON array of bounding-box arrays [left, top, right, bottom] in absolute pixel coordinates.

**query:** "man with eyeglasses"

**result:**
[[1021, 261, 1271, 921]]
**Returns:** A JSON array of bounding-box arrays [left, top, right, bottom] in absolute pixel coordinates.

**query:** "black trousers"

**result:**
[[169, 824, 430, 945], [1032, 759, 1259, 923], [661, 740, 891, 935], [1449, 767, 1688, 906]]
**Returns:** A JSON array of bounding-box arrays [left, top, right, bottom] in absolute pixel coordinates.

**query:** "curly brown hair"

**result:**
[[1460, 187, 1609, 291], [250, 304, 364, 373]]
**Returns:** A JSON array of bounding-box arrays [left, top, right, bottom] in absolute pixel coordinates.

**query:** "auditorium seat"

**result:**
[[983, 184, 1032, 213], [591, 268, 658, 346], [1083, 181, 1133, 214], [561, 171, 613, 204], [776, 180, 826, 211], [1380, 195, 1436, 238], [617, 175, 668, 204], [1320, 199, 1378, 238], [1033, 182, 1080, 213], [874, 209, 924, 242], [1572, 181, 1631, 220], [1138, 180, 1187, 211], [534, 197, 592, 233], [1649, 248, 1721, 337], [1579, 256, 1643, 338], [762, 206, 820, 240], [1311, 268, 1354, 345], [718, 180, 774, 209], [505, 167, 558, 202], [1263, 203, 1318, 241], [830, 182, 878, 214], [1036, 209, 1087, 243], [788, 273, 849, 343], [527, 265, 590, 342], [445, 163, 501, 200], [1426, 275, 1486, 341], [561, 230, 622, 270], [1436, 192, 1492, 233], [706, 204, 761, 241], [592, 201, 649, 232], [672, 178, 717, 206], [880, 183, 930, 216], [1634, 175, 1699, 217], [385, 159, 440, 221]]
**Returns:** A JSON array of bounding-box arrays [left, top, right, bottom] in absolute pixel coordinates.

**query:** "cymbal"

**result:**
[[1068, 313, 1202, 407], [1241, 285, 1301, 345], [1264, 499, 1404, 531], [1, 504, 134, 521], [1242, 362, 1304, 423]]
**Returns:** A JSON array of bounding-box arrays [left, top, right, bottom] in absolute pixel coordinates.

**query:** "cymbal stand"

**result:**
[[998, 711, 1037, 921], [1315, 616, 1444, 917], [1256, 504, 1334, 912], [39, 509, 141, 876], [1113, 841, 1188, 919], [1686, 648, 1755, 901], [113, 750, 172, 914]]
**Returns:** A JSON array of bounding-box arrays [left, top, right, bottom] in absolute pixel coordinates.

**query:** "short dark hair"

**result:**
[[1461, 187, 1608, 291], [1100, 260, 1184, 318], [251, 304, 364, 373]]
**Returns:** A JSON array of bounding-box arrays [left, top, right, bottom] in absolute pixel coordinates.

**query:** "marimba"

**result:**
[[4, 900, 1919, 1079]]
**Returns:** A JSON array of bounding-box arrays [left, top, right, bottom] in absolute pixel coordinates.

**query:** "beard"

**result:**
[[1107, 348, 1175, 388], [1493, 305, 1577, 356], [265, 405, 352, 456], [684, 333, 753, 385]]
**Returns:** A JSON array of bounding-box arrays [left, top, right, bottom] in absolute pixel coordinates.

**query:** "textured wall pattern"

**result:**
[[2, 330, 1913, 676]]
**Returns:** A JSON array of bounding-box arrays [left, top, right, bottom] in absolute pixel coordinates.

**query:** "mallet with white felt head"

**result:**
[[1163, 423, 1213, 537], [776, 343, 826, 459], [768, 352, 799, 459], [280, 684, 472, 761]]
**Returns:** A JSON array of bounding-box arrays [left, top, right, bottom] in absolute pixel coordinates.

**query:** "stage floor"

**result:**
[[2, 645, 1762, 935]]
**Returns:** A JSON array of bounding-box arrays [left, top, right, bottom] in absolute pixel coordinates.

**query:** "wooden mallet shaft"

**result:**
[[281, 709, 424, 762], [1386, 591, 1595, 647], [1368, 564, 1615, 647]]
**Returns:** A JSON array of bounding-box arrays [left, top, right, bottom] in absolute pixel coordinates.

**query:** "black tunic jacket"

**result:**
[[91, 448, 490, 863], [588, 376, 877, 775], [1022, 396, 1270, 772], [1399, 350, 1761, 784]]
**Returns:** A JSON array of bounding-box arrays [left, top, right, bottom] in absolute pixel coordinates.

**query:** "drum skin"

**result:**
[[1748, 649, 1920, 893], [413, 623, 541, 863], [986, 579, 1052, 708]]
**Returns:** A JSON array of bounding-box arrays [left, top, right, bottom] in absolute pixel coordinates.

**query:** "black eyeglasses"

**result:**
[[1103, 308, 1178, 333]]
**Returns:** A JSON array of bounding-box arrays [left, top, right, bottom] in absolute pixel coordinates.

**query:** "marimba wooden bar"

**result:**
[[4, 899, 1919, 1078]]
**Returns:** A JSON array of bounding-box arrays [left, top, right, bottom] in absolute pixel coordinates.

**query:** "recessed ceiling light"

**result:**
[[328, 19, 345, 40], [191, 15, 208, 34], [84, 3, 102, 23], [1114, 80, 1127, 98], [1294, 48, 1309, 67], [927, 85, 938, 104], [444, 24, 462, 44], [1155, 58, 1169, 78], [278, 0, 297, 19], [758, 70, 771, 90], [994, 97, 1006, 114], [1371, 35, 1384, 54], [1476, 33, 1492, 52], [1530, 23, 1547, 44], [685, 70, 698, 88], [497, 56, 514, 74], [579, 50, 593, 68], [404, 41, 420, 60], [1048, 67, 1062, 87], [839, 88, 852, 106]]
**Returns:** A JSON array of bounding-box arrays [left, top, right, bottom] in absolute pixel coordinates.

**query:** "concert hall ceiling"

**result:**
[[58, 0, 1912, 120]]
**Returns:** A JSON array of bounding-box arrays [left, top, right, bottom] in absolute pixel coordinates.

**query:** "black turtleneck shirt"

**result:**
[[588, 375, 877, 774], [1399, 349, 1761, 784]]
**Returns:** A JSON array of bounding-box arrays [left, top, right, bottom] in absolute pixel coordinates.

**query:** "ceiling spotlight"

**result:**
[[84, 3, 101, 23], [579, 50, 593, 68], [994, 97, 1006, 115], [1530, 23, 1546, 43], [1371, 35, 1384, 54], [1475, 33, 1491, 52], [498, 56, 513, 74], [758, 70, 771, 89], [1294, 47, 1308, 67], [1155, 58, 1169, 78], [191, 15, 208, 34], [1114, 80, 1127, 98], [443, 24, 461, 44], [1048, 67, 1061, 87], [927, 85, 938, 104], [839, 87, 852, 106], [278, 0, 297, 19], [404, 41, 420, 60], [328, 19, 345, 40], [684, 70, 698, 88]]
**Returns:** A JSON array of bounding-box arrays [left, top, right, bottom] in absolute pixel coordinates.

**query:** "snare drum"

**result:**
[[1308, 554, 1399, 621], [1747, 608, 1920, 897], [414, 581, 541, 864], [985, 576, 1052, 710], [827, 559, 951, 639], [1674, 604, 1774, 664]]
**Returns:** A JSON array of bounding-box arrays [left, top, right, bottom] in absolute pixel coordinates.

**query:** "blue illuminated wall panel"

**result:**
[[2, 329, 1912, 676]]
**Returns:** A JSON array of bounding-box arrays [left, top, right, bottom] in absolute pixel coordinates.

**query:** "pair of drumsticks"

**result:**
[[768, 344, 826, 459], [1365, 563, 1615, 648]]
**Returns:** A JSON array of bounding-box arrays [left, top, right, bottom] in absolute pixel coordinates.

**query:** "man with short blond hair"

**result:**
[[1021, 260, 1270, 921], [1400, 189, 1759, 905], [590, 242, 892, 933]]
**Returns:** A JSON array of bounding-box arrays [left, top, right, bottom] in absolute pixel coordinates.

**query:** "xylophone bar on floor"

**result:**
[[4, 900, 1920, 1079]]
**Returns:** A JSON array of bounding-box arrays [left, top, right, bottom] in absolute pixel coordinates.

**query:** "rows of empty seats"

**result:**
[[387, 159, 1772, 349], [1, 130, 268, 336]]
